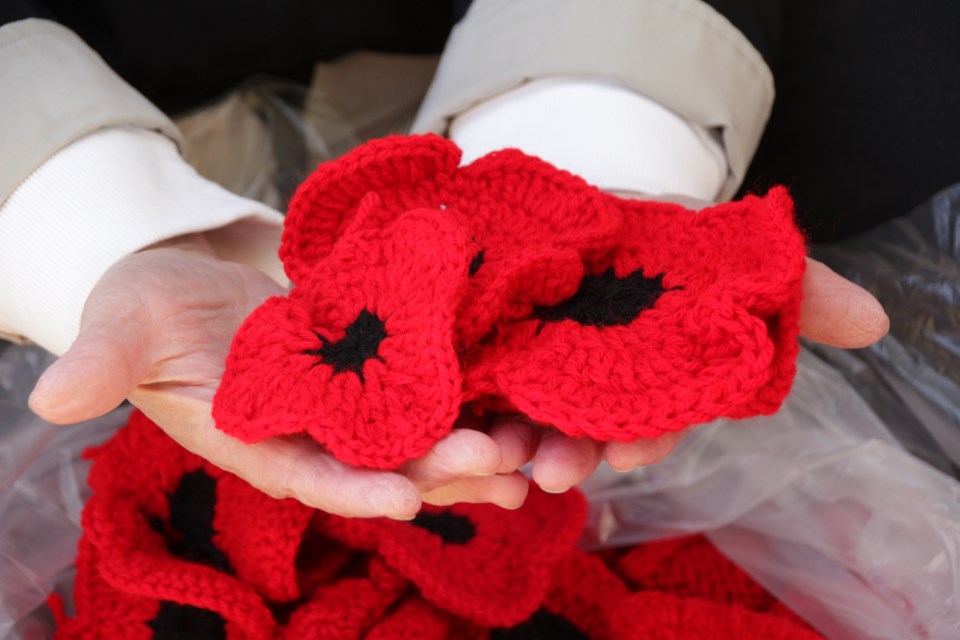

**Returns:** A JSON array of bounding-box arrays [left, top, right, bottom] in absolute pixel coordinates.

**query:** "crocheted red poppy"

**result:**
[[281, 558, 408, 640], [489, 549, 630, 640], [274, 134, 805, 445], [615, 535, 779, 612], [80, 487, 277, 640], [316, 482, 588, 627], [214, 205, 473, 469], [280, 134, 621, 347], [363, 595, 453, 640], [84, 411, 314, 604], [465, 187, 806, 440], [61, 410, 363, 640]]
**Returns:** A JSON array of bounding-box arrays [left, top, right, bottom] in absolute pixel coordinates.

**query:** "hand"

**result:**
[[491, 193, 891, 493], [29, 234, 529, 519]]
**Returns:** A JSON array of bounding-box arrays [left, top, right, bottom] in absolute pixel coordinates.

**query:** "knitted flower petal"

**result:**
[[53, 538, 161, 640], [465, 188, 806, 440], [489, 550, 630, 640], [317, 482, 588, 627], [279, 134, 622, 348], [614, 535, 779, 612], [82, 494, 276, 639], [296, 519, 359, 597], [214, 207, 472, 469], [85, 411, 313, 604], [84, 409, 202, 508], [215, 474, 314, 603], [607, 592, 824, 640], [282, 134, 461, 282], [364, 595, 453, 640], [281, 558, 408, 640], [56, 538, 275, 640], [457, 245, 584, 348], [612, 187, 805, 414]]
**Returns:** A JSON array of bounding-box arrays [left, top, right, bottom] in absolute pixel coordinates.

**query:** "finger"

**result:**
[[604, 429, 688, 472], [421, 472, 530, 510], [401, 429, 502, 492], [134, 392, 422, 520], [30, 299, 153, 424], [488, 416, 540, 474], [799, 258, 889, 348], [531, 430, 604, 493]]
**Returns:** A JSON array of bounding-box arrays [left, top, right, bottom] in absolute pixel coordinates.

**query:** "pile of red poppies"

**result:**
[[53, 411, 822, 639], [212, 134, 807, 470]]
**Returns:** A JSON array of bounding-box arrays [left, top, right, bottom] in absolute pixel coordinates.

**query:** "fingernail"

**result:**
[[540, 484, 571, 495], [468, 464, 498, 477], [28, 368, 66, 419], [853, 295, 890, 343]]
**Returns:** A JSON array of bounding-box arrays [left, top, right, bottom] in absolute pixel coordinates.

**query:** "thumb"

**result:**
[[799, 258, 889, 348], [30, 300, 154, 425]]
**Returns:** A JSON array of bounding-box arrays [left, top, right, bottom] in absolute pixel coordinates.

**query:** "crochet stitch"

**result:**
[[55, 411, 823, 639], [363, 595, 453, 640], [464, 187, 805, 439], [282, 134, 621, 347], [607, 592, 823, 640], [214, 204, 473, 469], [490, 550, 630, 639], [616, 535, 782, 611], [315, 483, 589, 627], [215, 134, 805, 469]]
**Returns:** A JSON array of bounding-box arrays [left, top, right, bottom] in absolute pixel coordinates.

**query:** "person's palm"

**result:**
[[29, 235, 528, 518], [31, 192, 890, 508]]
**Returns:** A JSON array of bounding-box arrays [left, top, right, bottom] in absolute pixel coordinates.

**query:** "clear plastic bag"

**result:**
[[582, 349, 960, 639], [811, 183, 960, 476], [0, 346, 130, 640]]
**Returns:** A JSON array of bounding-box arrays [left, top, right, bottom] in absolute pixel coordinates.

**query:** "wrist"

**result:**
[[0, 126, 283, 354]]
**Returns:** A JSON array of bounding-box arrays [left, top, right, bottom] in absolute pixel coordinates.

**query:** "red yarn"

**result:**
[[53, 538, 159, 640], [282, 135, 621, 350], [85, 411, 314, 605], [281, 558, 408, 640], [464, 187, 806, 440], [316, 483, 588, 627], [614, 535, 818, 632], [216, 134, 805, 468], [214, 205, 472, 469], [364, 595, 452, 640], [57, 412, 823, 639], [56, 412, 592, 639], [608, 592, 822, 640], [489, 550, 630, 639], [616, 535, 782, 611]]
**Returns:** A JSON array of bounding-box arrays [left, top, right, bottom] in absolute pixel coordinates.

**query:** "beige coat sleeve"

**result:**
[[0, 19, 181, 206], [412, 0, 774, 200]]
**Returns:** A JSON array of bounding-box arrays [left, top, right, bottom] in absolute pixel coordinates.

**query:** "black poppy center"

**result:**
[[303, 309, 387, 382], [149, 602, 227, 640], [468, 249, 486, 277], [164, 469, 231, 572], [491, 607, 591, 640], [535, 267, 675, 328], [411, 509, 476, 544]]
